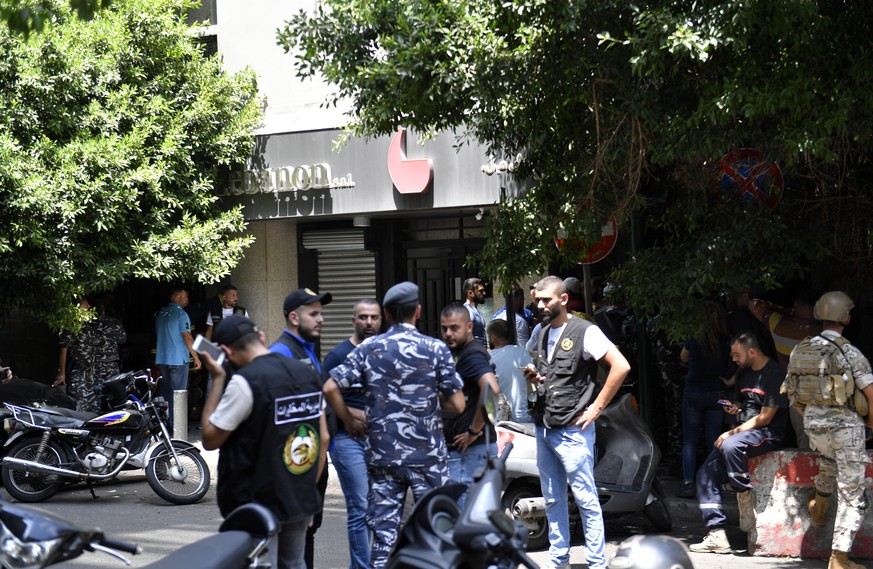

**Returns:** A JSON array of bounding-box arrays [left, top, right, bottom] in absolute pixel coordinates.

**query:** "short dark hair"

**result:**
[[730, 331, 760, 351], [353, 298, 380, 314], [220, 284, 239, 295], [387, 303, 418, 323], [535, 275, 565, 295], [463, 278, 483, 294], [487, 319, 512, 342], [440, 302, 470, 322], [168, 284, 187, 297]]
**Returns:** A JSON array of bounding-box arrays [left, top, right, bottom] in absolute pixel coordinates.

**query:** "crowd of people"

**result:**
[[47, 277, 873, 569]]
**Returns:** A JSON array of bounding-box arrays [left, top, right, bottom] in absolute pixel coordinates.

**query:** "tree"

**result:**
[[0, 0, 109, 36], [0, 0, 261, 331], [282, 0, 873, 338]]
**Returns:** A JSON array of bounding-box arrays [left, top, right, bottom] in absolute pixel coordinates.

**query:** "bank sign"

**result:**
[[220, 129, 516, 220]]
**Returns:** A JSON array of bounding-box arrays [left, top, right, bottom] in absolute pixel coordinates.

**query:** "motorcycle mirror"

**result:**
[[482, 384, 498, 428]]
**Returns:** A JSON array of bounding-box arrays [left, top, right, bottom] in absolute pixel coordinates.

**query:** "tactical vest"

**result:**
[[782, 335, 867, 415], [216, 353, 323, 522], [208, 296, 246, 326], [533, 316, 600, 428]]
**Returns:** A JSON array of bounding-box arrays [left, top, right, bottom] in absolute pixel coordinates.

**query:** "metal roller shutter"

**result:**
[[302, 230, 377, 354]]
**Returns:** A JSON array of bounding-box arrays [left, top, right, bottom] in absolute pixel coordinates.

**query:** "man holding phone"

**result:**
[[690, 331, 789, 554]]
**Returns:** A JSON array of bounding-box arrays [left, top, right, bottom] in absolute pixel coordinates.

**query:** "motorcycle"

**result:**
[[0, 370, 210, 505], [387, 385, 538, 569], [0, 499, 277, 568], [497, 392, 672, 550]]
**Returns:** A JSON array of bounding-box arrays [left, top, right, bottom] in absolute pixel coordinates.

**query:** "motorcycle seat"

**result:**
[[39, 407, 99, 422], [497, 420, 535, 437], [141, 531, 253, 569]]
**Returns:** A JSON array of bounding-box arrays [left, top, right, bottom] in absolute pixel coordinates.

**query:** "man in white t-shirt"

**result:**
[[487, 319, 533, 422], [524, 276, 630, 569]]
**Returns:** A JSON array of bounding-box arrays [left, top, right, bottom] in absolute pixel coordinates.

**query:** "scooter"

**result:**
[[386, 386, 539, 569], [497, 392, 672, 550], [0, 500, 277, 568]]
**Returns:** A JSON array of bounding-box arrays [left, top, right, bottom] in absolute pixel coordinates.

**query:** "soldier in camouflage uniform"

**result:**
[[784, 292, 873, 569], [324, 282, 465, 569], [55, 297, 127, 412]]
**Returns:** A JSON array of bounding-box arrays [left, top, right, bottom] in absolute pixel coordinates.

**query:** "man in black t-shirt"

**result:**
[[440, 302, 500, 489], [690, 332, 789, 554]]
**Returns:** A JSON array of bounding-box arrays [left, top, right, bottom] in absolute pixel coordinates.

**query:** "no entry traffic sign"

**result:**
[[555, 216, 618, 265]]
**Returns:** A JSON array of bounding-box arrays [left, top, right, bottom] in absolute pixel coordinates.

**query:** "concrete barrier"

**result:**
[[748, 450, 873, 558]]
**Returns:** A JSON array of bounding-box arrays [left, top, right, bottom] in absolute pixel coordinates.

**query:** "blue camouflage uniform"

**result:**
[[330, 322, 463, 569]]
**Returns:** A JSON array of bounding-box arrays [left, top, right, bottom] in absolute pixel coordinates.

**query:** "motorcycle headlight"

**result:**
[[0, 522, 63, 569]]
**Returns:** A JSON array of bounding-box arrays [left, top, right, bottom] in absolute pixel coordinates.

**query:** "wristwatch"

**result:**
[[466, 427, 483, 437]]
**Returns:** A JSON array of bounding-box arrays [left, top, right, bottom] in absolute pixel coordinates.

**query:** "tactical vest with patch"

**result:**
[[782, 335, 867, 415]]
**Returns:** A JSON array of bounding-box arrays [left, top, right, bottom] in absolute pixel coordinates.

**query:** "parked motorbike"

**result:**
[[497, 392, 672, 550], [0, 370, 210, 505], [387, 385, 538, 569], [0, 499, 276, 568]]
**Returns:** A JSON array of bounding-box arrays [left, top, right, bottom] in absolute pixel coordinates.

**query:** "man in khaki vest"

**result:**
[[785, 291, 873, 569]]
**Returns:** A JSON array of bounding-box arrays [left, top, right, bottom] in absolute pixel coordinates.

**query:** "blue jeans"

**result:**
[[158, 364, 188, 425], [537, 424, 605, 569], [448, 442, 497, 508], [270, 516, 311, 569], [681, 390, 724, 481], [696, 428, 780, 528], [330, 432, 370, 569]]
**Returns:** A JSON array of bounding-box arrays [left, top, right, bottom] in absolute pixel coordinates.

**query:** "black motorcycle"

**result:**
[[387, 385, 538, 569], [0, 500, 277, 568], [0, 370, 210, 505]]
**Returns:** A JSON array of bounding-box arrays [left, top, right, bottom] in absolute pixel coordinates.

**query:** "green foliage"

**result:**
[[0, 0, 111, 36], [0, 0, 262, 330], [284, 0, 873, 336]]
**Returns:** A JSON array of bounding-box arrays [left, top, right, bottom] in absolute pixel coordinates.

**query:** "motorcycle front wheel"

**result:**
[[1, 438, 65, 502], [145, 443, 210, 505]]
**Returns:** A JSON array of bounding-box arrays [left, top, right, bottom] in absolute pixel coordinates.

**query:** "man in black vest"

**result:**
[[200, 315, 328, 569], [525, 275, 631, 569], [204, 284, 249, 340], [269, 287, 332, 569]]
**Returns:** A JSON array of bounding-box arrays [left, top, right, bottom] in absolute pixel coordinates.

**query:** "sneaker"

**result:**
[[737, 490, 757, 532], [676, 480, 696, 499], [689, 528, 731, 554], [540, 561, 570, 569]]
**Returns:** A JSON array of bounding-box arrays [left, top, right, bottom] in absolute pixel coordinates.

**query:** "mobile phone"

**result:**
[[717, 400, 735, 409], [193, 335, 226, 366]]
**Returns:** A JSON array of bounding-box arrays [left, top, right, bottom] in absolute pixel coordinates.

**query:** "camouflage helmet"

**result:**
[[813, 291, 854, 324], [608, 535, 693, 569]]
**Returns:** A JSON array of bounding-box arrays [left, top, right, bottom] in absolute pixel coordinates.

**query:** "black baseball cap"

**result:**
[[213, 315, 260, 346], [283, 288, 333, 316]]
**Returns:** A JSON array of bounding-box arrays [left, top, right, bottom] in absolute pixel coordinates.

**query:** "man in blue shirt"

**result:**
[[269, 287, 332, 569], [155, 285, 200, 426]]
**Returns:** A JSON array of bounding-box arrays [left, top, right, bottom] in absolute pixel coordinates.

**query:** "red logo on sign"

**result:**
[[387, 127, 433, 194]]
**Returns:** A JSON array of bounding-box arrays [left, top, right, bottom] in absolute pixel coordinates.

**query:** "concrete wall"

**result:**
[[230, 219, 298, 343], [748, 450, 873, 559]]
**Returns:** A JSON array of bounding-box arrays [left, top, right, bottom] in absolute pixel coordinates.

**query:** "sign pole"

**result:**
[[582, 264, 593, 316]]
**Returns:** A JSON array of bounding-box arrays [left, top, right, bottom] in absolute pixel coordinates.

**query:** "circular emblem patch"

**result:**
[[283, 424, 319, 475], [561, 338, 574, 351]]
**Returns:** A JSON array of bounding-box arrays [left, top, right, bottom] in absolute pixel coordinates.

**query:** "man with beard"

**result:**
[[322, 298, 382, 569], [270, 287, 332, 569], [440, 303, 500, 496], [463, 277, 488, 347], [524, 276, 631, 569]]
